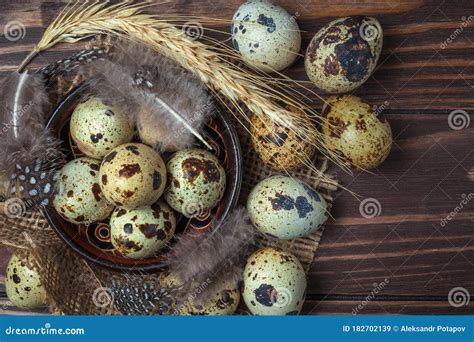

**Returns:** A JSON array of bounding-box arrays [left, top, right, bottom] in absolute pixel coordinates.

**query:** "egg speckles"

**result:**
[[247, 175, 328, 239], [53, 157, 113, 224], [99, 143, 167, 209], [231, 0, 301, 72], [321, 95, 392, 170], [305, 16, 383, 93], [110, 201, 176, 258], [251, 109, 316, 171], [70, 97, 134, 159], [243, 247, 306, 315], [5, 252, 45, 309], [165, 148, 226, 217]]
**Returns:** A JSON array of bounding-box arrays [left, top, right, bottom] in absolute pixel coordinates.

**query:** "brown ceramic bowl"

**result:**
[[44, 84, 242, 272]]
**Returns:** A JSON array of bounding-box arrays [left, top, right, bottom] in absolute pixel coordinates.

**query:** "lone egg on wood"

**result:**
[[305, 16, 383, 93], [247, 175, 328, 240], [5, 252, 46, 309], [321, 95, 392, 170], [99, 143, 167, 209], [251, 107, 317, 171], [231, 0, 301, 72], [110, 201, 176, 259], [53, 157, 114, 224], [70, 97, 134, 159], [164, 148, 226, 217], [242, 247, 307, 315]]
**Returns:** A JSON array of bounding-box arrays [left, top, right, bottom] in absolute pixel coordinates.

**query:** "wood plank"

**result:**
[[310, 113, 474, 296], [303, 298, 474, 315]]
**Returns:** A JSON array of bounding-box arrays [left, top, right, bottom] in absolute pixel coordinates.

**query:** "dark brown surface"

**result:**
[[0, 0, 473, 315]]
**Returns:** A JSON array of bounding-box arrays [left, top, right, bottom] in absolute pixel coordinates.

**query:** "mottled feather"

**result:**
[[167, 207, 258, 304], [80, 41, 215, 152], [0, 71, 64, 207]]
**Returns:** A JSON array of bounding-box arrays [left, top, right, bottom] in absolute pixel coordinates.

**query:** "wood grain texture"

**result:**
[[303, 298, 474, 315], [0, 0, 473, 315]]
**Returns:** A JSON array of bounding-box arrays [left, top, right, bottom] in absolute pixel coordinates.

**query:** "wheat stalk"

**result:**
[[21, 1, 351, 187]]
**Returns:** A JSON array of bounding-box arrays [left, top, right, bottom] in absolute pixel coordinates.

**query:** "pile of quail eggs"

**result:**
[[230, 0, 394, 316], [232, 0, 392, 170], [11, 0, 396, 315], [53, 96, 227, 260]]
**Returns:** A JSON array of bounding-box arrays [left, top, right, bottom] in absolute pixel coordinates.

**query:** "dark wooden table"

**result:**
[[0, 0, 473, 315]]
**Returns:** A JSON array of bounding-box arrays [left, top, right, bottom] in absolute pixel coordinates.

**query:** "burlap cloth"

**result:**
[[0, 38, 338, 315]]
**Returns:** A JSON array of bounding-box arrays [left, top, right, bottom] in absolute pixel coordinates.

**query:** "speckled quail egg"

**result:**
[[5, 252, 45, 309], [243, 247, 306, 315], [164, 148, 226, 217], [321, 95, 392, 170], [70, 97, 134, 159], [110, 201, 176, 259], [53, 158, 114, 224], [231, 0, 301, 72], [305, 16, 383, 93], [99, 143, 167, 209], [247, 175, 328, 240], [164, 275, 240, 316], [251, 108, 317, 171]]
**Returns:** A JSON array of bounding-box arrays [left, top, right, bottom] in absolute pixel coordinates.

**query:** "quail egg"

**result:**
[[53, 158, 113, 224], [251, 108, 317, 171], [247, 175, 328, 240], [99, 143, 167, 209], [164, 148, 226, 217], [321, 95, 392, 170], [231, 0, 301, 72], [110, 201, 176, 259], [305, 16, 383, 93], [70, 97, 134, 159], [243, 247, 306, 315], [5, 252, 45, 309]]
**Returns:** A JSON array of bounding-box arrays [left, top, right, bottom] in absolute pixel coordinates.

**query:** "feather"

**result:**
[[166, 207, 258, 304], [0, 71, 64, 208], [109, 273, 174, 316], [80, 40, 215, 152]]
